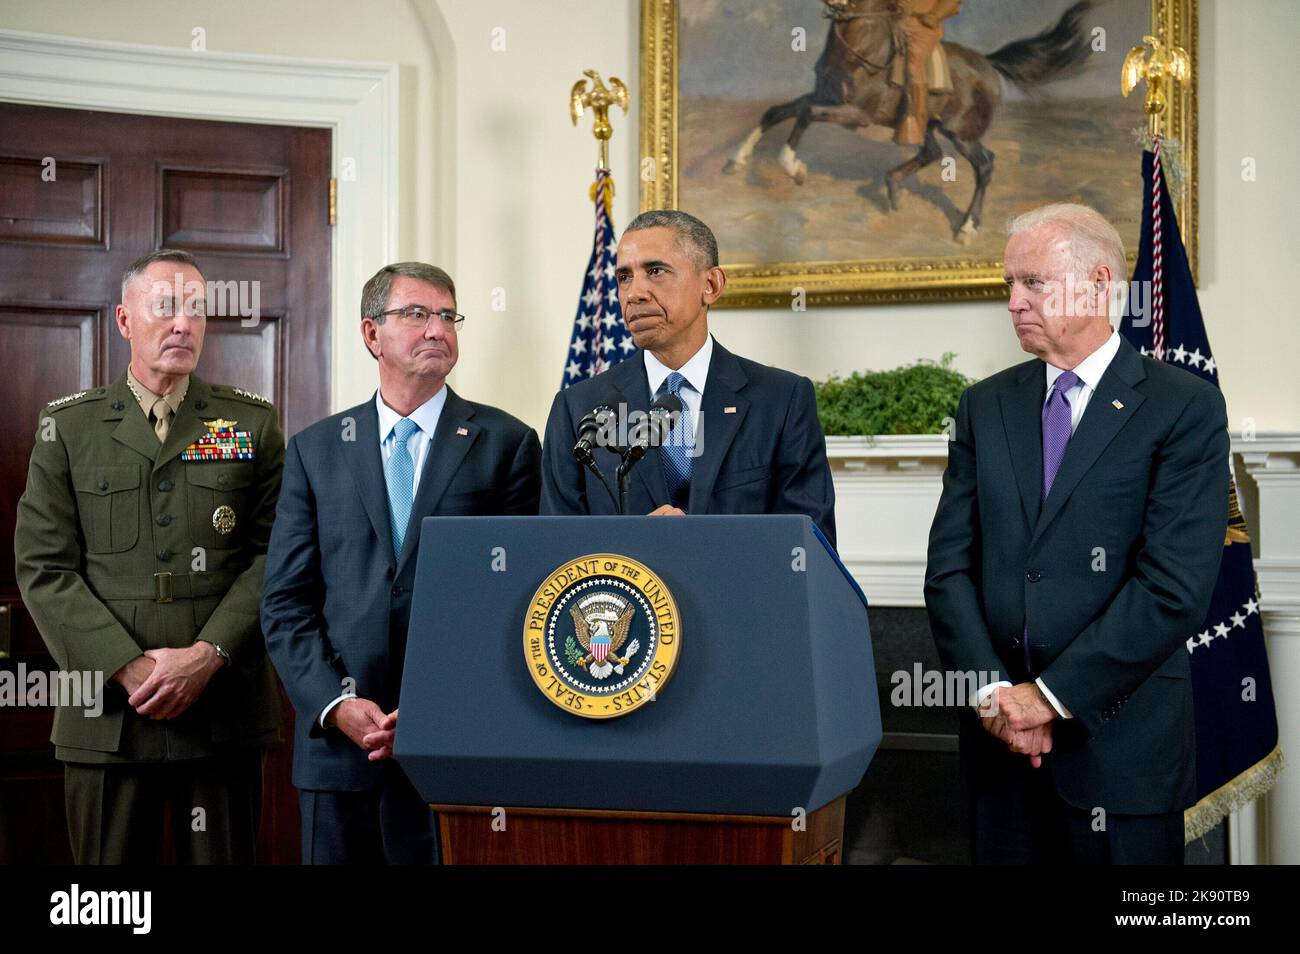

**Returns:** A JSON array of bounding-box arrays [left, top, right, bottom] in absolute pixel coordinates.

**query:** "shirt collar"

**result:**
[[126, 366, 189, 415], [1046, 328, 1121, 394], [643, 334, 714, 398], [375, 385, 447, 442]]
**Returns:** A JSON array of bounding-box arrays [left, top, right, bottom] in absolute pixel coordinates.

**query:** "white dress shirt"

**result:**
[[319, 385, 449, 728], [375, 386, 448, 495], [1044, 328, 1122, 437], [975, 329, 1122, 721], [643, 334, 713, 439]]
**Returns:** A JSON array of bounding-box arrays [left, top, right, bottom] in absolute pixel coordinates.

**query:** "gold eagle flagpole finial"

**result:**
[[570, 69, 629, 171], [1121, 34, 1191, 138]]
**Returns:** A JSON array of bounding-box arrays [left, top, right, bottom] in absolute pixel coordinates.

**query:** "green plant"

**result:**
[[814, 353, 974, 436]]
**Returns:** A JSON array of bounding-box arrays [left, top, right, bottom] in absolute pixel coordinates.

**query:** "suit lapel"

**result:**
[[397, 387, 479, 572], [605, 356, 670, 508], [1031, 339, 1147, 546], [999, 362, 1046, 532], [343, 398, 394, 561], [105, 374, 162, 464], [688, 342, 749, 514], [155, 376, 213, 472]]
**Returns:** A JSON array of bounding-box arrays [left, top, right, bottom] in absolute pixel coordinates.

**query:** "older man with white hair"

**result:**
[[925, 203, 1230, 864]]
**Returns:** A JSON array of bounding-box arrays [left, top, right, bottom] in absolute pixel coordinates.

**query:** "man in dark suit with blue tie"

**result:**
[[261, 262, 541, 864], [925, 204, 1229, 864], [541, 209, 836, 545]]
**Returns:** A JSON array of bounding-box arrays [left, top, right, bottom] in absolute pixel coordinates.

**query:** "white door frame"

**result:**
[[0, 28, 399, 412]]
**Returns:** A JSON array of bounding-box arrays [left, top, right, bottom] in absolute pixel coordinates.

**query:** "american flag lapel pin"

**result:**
[[1111, 399, 1124, 410], [456, 426, 469, 436]]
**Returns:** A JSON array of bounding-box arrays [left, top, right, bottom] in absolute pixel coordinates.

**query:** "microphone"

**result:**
[[623, 392, 683, 467], [572, 404, 617, 467], [572, 403, 620, 513]]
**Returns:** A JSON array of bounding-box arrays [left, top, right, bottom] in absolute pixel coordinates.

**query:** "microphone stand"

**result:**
[[616, 397, 680, 516], [581, 457, 621, 514], [615, 456, 632, 516]]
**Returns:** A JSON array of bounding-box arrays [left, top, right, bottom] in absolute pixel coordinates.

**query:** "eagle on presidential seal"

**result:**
[[569, 592, 641, 679]]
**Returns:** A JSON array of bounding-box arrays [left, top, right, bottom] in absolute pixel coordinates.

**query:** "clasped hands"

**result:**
[[113, 642, 226, 720], [978, 682, 1056, 768], [328, 699, 400, 762]]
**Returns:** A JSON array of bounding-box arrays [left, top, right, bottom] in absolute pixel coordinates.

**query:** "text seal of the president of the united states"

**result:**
[[523, 553, 681, 719]]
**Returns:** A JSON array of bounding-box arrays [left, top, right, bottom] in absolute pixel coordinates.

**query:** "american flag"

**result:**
[[562, 169, 635, 387]]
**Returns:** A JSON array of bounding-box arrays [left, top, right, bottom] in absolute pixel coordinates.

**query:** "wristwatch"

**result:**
[[206, 641, 231, 666]]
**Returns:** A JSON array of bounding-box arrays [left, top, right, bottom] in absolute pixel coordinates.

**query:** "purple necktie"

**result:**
[[1025, 370, 1078, 678], [1041, 370, 1080, 499]]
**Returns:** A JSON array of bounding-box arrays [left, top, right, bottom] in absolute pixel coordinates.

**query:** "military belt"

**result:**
[[92, 571, 241, 604]]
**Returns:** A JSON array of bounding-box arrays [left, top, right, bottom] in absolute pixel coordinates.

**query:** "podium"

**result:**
[[395, 515, 880, 864]]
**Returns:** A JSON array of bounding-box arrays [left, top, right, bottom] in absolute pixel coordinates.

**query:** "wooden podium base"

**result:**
[[430, 796, 845, 865]]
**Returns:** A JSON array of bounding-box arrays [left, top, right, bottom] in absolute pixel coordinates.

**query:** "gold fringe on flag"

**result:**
[[1184, 743, 1285, 843]]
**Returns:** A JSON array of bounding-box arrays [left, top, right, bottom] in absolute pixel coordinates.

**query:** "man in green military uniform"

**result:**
[[14, 249, 284, 864]]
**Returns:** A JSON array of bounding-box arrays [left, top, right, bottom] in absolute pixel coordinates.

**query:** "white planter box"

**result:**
[[826, 434, 950, 608]]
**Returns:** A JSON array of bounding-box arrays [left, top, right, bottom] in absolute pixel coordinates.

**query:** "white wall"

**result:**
[[1, 0, 1295, 434]]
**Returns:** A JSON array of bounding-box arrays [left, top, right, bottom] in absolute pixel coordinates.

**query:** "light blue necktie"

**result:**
[[658, 372, 695, 510], [386, 417, 420, 556]]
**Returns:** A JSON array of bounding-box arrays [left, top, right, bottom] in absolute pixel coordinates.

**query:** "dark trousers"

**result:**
[[299, 761, 439, 865], [962, 720, 1184, 865], [63, 747, 263, 864]]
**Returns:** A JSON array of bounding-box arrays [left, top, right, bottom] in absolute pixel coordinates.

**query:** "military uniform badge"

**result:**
[[231, 387, 271, 404], [181, 418, 257, 461], [46, 391, 88, 408], [212, 505, 237, 535], [523, 553, 681, 719]]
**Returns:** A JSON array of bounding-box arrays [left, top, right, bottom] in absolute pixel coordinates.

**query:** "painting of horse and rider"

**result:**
[[640, 0, 1193, 306]]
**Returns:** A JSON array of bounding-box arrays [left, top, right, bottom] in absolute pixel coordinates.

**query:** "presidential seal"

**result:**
[[523, 553, 681, 719]]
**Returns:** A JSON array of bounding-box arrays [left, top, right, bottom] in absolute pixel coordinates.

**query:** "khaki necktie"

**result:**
[[150, 397, 171, 443]]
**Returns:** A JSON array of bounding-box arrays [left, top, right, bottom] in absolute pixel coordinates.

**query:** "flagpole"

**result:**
[[570, 68, 629, 174], [1122, 34, 1189, 359]]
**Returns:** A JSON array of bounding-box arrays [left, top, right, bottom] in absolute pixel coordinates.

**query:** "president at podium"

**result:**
[[540, 209, 837, 545]]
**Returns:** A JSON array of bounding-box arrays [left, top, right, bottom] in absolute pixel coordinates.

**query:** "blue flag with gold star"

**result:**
[[1121, 148, 1282, 840], [562, 169, 634, 387]]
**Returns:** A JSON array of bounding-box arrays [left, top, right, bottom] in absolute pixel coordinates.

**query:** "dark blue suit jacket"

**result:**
[[261, 388, 540, 791], [925, 338, 1229, 814], [540, 338, 836, 545]]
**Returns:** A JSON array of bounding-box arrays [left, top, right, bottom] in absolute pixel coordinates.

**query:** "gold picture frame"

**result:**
[[639, 0, 1197, 308]]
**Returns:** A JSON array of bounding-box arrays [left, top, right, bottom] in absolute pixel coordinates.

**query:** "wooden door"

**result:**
[[0, 102, 331, 864]]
